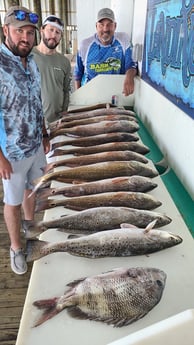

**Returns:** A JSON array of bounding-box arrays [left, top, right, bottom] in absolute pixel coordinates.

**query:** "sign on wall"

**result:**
[[142, 0, 194, 119]]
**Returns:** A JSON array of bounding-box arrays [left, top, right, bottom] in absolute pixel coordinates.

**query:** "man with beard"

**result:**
[[0, 6, 50, 274], [74, 8, 138, 96], [33, 15, 71, 123]]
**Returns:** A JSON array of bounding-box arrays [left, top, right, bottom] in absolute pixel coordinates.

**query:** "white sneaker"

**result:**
[[10, 248, 28, 275]]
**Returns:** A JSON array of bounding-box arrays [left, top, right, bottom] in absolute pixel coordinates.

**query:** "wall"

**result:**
[[133, 0, 194, 199]]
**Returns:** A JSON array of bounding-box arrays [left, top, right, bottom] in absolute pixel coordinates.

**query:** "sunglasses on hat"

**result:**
[[9, 10, 39, 24], [43, 15, 64, 27]]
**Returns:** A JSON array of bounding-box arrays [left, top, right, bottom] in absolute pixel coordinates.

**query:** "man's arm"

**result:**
[[122, 68, 137, 96]]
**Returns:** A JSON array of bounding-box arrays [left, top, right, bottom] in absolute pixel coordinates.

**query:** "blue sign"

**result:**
[[142, 0, 194, 119]]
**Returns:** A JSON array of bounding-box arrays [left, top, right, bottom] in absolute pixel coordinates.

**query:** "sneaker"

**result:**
[[10, 248, 28, 275]]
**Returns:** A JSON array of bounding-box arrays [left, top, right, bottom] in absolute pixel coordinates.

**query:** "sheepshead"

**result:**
[[45, 150, 148, 172], [32, 161, 158, 193], [32, 266, 166, 327], [37, 176, 158, 199], [22, 206, 172, 239], [50, 114, 138, 131], [50, 141, 150, 157], [35, 191, 162, 213], [49, 120, 140, 139], [26, 220, 182, 262], [51, 132, 139, 150]]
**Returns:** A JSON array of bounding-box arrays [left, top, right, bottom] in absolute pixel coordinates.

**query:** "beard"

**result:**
[[42, 33, 59, 49], [6, 28, 33, 57]]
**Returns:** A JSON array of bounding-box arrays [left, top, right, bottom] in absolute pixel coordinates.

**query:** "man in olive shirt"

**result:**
[[33, 15, 71, 123]]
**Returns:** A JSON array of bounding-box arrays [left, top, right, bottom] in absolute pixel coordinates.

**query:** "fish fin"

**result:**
[[72, 179, 86, 184], [33, 297, 61, 327], [67, 234, 81, 240], [26, 239, 50, 262], [144, 219, 158, 233], [67, 308, 142, 327], [120, 223, 138, 229]]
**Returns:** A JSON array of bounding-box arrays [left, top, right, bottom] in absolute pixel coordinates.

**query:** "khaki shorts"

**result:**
[[2, 144, 46, 205]]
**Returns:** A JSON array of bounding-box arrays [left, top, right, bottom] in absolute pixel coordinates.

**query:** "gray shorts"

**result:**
[[2, 144, 46, 205]]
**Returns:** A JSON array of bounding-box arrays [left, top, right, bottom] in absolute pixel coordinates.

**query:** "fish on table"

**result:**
[[32, 266, 166, 327], [37, 176, 158, 199], [35, 191, 162, 213], [49, 114, 138, 131], [32, 161, 158, 193], [51, 132, 139, 150], [50, 141, 150, 157], [22, 206, 172, 239], [26, 220, 182, 262], [51, 107, 136, 127], [45, 150, 149, 172], [49, 120, 140, 139]]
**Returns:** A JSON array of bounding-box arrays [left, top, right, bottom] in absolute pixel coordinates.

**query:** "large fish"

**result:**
[[32, 266, 166, 327], [45, 150, 148, 172], [22, 206, 172, 239], [50, 141, 150, 157], [35, 191, 162, 212], [49, 120, 140, 139], [60, 106, 136, 120], [50, 114, 138, 131], [32, 161, 158, 193], [37, 176, 158, 199], [26, 221, 182, 262], [51, 132, 139, 150]]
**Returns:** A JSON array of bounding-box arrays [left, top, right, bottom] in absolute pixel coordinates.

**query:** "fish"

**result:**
[[37, 176, 158, 199], [26, 220, 182, 262], [32, 266, 166, 327], [51, 132, 139, 150], [35, 191, 162, 212], [50, 141, 150, 157], [32, 161, 158, 193], [45, 150, 149, 172], [49, 120, 140, 139], [22, 206, 172, 239], [49, 114, 138, 131], [61, 106, 136, 120]]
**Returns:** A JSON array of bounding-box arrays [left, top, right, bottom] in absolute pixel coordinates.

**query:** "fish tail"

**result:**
[[35, 198, 54, 212], [33, 297, 61, 327], [26, 239, 50, 262], [22, 220, 43, 239]]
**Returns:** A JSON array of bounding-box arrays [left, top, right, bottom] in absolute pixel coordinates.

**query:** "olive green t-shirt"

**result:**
[[32, 47, 71, 123]]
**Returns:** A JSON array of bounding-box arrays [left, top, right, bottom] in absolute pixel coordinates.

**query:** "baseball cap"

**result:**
[[42, 15, 64, 31], [97, 8, 116, 22], [4, 6, 39, 28]]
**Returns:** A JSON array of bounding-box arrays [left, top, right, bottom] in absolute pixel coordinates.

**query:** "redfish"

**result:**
[[32, 161, 158, 193], [35, 191, 161, 212], [49, 120, 139, 139], [49, 114, 138, 131], [45, 150, 148, 172], [37, 176, 158, 199], [32, 267, 166, 327], [50, 141, 150, 157], [51, 132, 139, 150]]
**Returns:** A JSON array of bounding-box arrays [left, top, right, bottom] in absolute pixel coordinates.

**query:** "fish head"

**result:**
[[150, 230, 183, 248]]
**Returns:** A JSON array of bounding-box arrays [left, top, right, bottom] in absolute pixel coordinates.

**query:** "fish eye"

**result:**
[[156, 279, 163, 287]]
